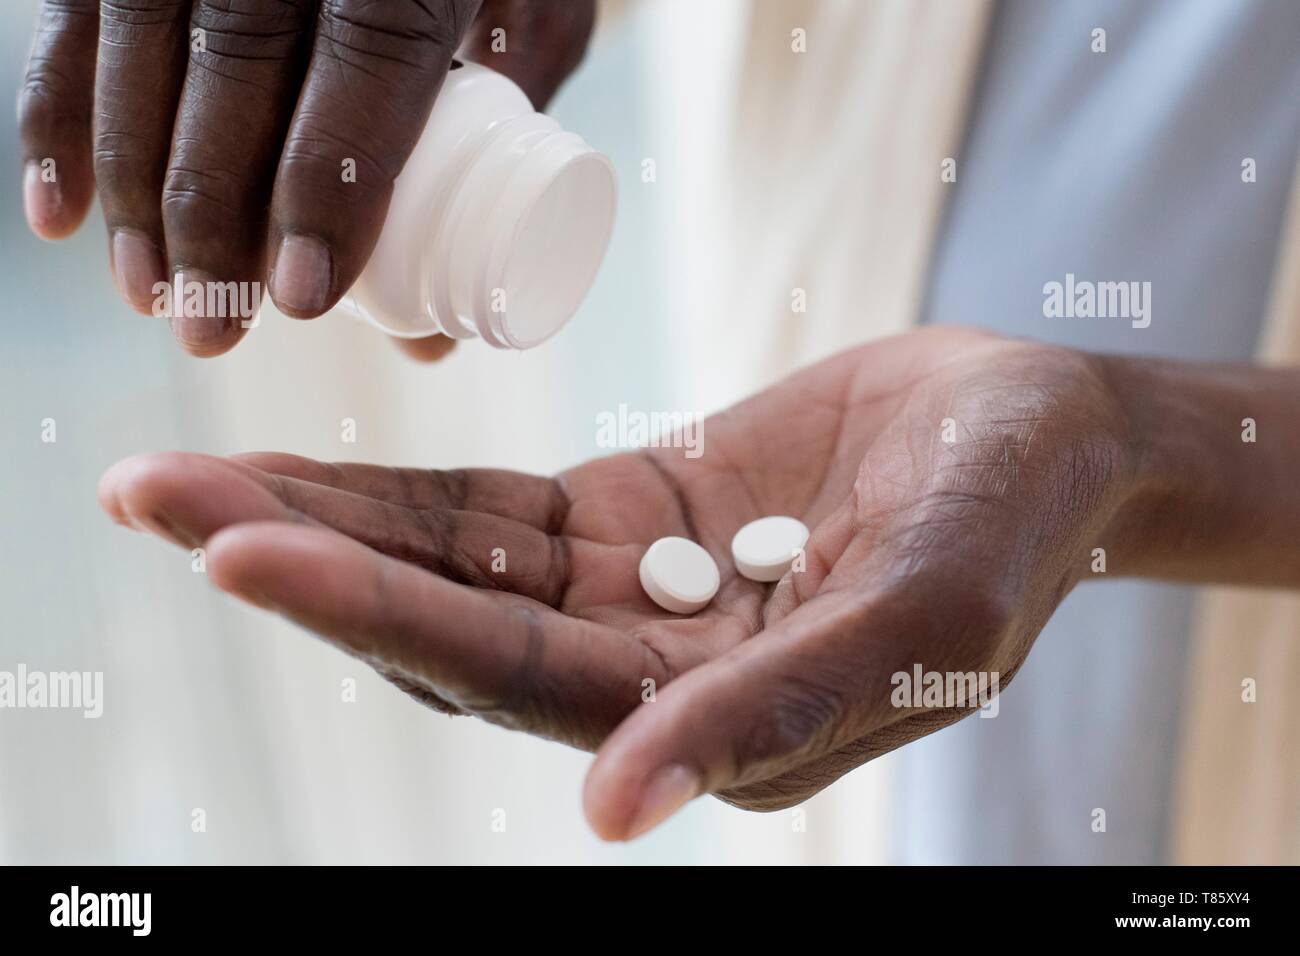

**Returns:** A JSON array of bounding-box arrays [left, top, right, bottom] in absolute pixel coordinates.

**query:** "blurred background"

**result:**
[[9, 0, 1294, 867], [0, 0, 893, 864]]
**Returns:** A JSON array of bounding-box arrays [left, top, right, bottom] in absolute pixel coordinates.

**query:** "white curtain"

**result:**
[[1, 0, 904, 864]]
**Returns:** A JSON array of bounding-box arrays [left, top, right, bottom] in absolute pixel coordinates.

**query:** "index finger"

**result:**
[[266, 0, 480, 318], [207, 521, 660, 747]]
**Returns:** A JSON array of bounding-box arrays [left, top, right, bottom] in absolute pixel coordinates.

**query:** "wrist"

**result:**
[[1092, 352, 1173, 560], [1089, 351, 1300, 586]]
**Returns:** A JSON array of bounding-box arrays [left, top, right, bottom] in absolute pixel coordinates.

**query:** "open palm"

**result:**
[[100, 327, 1133, 839]]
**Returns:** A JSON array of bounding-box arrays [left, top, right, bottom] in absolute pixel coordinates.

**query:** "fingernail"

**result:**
[[624, 764, 700, 840], [112, 230, 166, 314], [23, 162, 61, 235], [167, 268, 237, 352], [271, 233, 332, 315]]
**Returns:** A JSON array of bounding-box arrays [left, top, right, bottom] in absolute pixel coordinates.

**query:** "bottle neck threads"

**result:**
[[422, 114, 616, 349]]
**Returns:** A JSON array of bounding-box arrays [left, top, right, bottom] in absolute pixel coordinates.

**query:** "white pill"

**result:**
[[639, 536, 720, 614], [731, 516, 810, 582]]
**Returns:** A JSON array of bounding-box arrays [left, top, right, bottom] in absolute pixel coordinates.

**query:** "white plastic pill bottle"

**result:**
[[340, 61, 617, 350]]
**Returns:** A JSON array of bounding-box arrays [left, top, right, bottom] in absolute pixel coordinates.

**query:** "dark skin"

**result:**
[[30, 4, 1300, 843], [100, 326, 1300, 839], [18, 0, 595, 356]]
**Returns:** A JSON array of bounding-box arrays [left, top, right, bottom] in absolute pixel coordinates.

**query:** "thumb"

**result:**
[[582, 591, 899, 841], [582, 582, 1011, 841]]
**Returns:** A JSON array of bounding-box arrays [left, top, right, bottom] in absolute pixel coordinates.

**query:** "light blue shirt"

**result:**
[[901, 0, 1300, 864]]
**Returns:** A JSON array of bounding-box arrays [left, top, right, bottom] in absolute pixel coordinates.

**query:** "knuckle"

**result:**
[[279, 116, 397, 189], [280, 0, 479, 194], [319, 0, 471, 58], [18, 65, 86, 143], [98, 0, 190, 32], [190, 0, 313, 65], [458, 604, 547, 728], [91, 3, 191, 201], [311, 0, 461, 120], [162, 163, 245, 232], [39, 0, 97, 11], [410, 509, 492, 589], [194, 0, 312, 26], [18, 4, 97, 144], [92, 143, 149, 198]]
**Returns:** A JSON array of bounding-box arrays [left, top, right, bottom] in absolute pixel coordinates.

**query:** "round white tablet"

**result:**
[[639, 536, 720, 614], [731, 516, 810, 582]]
